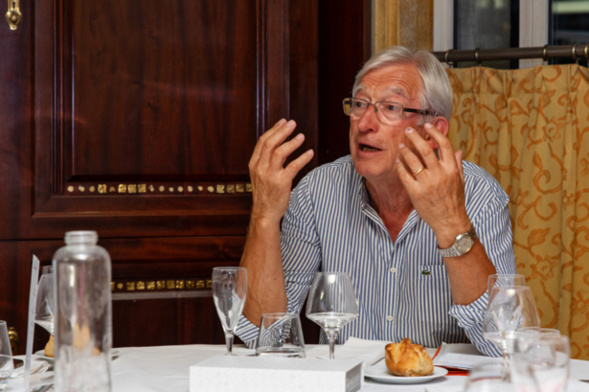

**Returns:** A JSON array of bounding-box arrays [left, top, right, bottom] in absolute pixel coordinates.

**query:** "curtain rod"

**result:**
[[432, 43, 589, 64]]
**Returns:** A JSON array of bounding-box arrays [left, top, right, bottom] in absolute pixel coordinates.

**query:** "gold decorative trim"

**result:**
[[62, 182, 252, 196], [112, 277, 212, 293]]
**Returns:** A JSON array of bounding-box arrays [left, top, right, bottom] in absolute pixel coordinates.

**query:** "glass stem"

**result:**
[[225, 331, 234, 355], [501, 349, 512, 382], [327, 330, 339, 359]]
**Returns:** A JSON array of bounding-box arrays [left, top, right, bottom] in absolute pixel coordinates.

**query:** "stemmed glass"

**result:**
[[0, 321, 14, 391], [463, 362, 534, 392], [305, 272, 358, 359], [512, 333, 570, 392], [35, 270, 55, 336], [487, 273, 526, 294], [482, 285, 540, 381], [212, 267, 247, 355]]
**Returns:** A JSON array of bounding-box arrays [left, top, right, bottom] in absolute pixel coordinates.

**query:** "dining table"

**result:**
[[5, 342, 589, 392]]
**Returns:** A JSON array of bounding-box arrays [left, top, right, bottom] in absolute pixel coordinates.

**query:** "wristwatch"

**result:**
[[438, 226, 477, 258]]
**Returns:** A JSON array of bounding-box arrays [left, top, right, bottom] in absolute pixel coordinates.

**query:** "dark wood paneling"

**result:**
[[113, 297, 226, 348], [318, 0, 372, 164], [29, 0, 268, 238], [0, 0, 370, 351]]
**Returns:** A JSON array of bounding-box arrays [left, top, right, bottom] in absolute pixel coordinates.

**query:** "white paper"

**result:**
[[433, 342, 501, 369]]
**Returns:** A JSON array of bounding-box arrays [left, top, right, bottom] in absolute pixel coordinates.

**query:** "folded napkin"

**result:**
[[305, 337, 388, 365], [432, 343, 500, 370], [12, 356, 52, 378]]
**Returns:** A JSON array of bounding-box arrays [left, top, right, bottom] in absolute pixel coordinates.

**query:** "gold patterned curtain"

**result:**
[[446, 64, 589, 359]]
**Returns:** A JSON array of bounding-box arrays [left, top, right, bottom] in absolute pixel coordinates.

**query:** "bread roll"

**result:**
[[385, 338, 433, 377], [44, 335, 54, 357]]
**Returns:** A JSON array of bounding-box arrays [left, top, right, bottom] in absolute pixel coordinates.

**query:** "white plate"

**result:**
[[33, 351, 54, 362], [33, 349, 120, 361], [364, 363, 449, 384]]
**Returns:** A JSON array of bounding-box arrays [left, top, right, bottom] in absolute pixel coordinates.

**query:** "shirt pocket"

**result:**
[[416, 265, 453, 326]]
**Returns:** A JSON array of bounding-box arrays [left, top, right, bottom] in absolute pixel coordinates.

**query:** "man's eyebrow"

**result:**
[[354, 84, 368, 95], [354, 85, 408, 99], [385, 86, 407, 99]]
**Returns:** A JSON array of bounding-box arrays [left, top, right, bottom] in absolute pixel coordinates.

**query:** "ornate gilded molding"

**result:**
[[65, 182, 252, 196], [111, 278, 212, 293]]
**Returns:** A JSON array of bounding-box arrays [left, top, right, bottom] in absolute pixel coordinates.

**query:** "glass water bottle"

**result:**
[[52, 231, 112, 391]]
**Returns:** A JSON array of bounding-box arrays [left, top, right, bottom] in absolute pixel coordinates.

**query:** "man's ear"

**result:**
[[433, 117, 450, 136]]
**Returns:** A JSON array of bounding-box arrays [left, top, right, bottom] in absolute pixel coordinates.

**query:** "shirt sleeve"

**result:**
[[448, 177, 516, 357], [281, 175, 322, 314], [234, 175, 322, 349], [235, 315, 261, 349]]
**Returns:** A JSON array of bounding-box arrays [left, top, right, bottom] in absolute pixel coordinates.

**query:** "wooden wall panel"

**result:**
[[0, 0, 371, 352], [29, 0, 267, 238]]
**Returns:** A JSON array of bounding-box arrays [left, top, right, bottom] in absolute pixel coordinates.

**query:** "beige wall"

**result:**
[[372, 0, 433, 53]]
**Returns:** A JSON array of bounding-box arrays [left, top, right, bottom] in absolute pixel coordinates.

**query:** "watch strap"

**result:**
[[438, 226, 477, 258]]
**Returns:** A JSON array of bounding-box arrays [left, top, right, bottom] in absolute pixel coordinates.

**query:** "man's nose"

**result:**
[[357, 104, 379, 130]]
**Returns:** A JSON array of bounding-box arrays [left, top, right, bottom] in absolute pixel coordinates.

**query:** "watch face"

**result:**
[[456, 235, 474, 253]]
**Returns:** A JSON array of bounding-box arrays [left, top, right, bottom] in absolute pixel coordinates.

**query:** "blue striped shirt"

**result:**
[[236, 155, 515, 356]]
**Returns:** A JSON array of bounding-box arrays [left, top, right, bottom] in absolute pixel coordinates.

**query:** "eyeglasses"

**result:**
[[342, 97, 438, 124]]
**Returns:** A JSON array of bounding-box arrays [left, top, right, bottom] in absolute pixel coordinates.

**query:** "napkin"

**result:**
[[12, 356, 52, 378], [305, 337, 388, 365], [432, 343, 501, 370]]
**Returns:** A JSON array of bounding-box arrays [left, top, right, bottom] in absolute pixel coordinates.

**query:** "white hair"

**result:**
[[352, 46, 453, 122]]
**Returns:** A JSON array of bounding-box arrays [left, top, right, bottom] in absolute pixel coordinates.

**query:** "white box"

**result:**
[[189, 355, 363, 392]]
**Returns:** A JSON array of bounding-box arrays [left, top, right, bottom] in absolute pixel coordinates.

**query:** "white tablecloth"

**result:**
[[6, 344, 589, 391]]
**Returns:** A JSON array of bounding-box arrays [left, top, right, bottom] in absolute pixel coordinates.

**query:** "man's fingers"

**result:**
[[257, 120, 298, 168], [270, 132, 308, 168], [250, 118, 289, 167], [455, 150, 464, 181], [403, 127, 437, 167], [395, 157, 416, 183], [397, 143, 425, 178], [424, 123, 454, 164], [283, 149, 314, 179]]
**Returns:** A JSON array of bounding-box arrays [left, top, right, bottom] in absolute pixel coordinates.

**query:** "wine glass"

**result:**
[[305, 272, 358, 359], [487, 273, 526, 294], [0, 321, 14, 391], [463, 362, 535, 392], [512, 333, 570, 392], [35, 270, 55, 336], [482, 285, 540, 381], [212, 267, 247, 355]]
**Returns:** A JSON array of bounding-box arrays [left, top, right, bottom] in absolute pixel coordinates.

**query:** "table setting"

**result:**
[[5, 339, 588, 392], [4, 265, 589, 391]]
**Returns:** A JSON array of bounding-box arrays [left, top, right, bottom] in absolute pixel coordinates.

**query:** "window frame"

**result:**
[[433, 0, 549, 68]]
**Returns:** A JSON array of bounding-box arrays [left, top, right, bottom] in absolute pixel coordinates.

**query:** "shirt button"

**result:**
[[389, 267, 397, 274], [386, 315, 393, 322]]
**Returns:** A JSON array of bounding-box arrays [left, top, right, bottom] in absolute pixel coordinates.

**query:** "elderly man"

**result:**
[[236, 46, 515, 356]]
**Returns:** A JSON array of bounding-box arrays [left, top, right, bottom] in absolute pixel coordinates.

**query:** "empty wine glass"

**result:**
[[482, 285, 540, 381], [0, 321, 14, 391], [487, 273, 526, 294], [305, 272, 358, 359], [463, 362, 534, 392], [35, 269, 55, 335], [512, 333, 569, 392], [212, 267, 247, 355]]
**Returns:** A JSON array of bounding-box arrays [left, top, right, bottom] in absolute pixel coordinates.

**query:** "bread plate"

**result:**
[[364, 361, 448, 384], [34, 349, 120, 362]]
